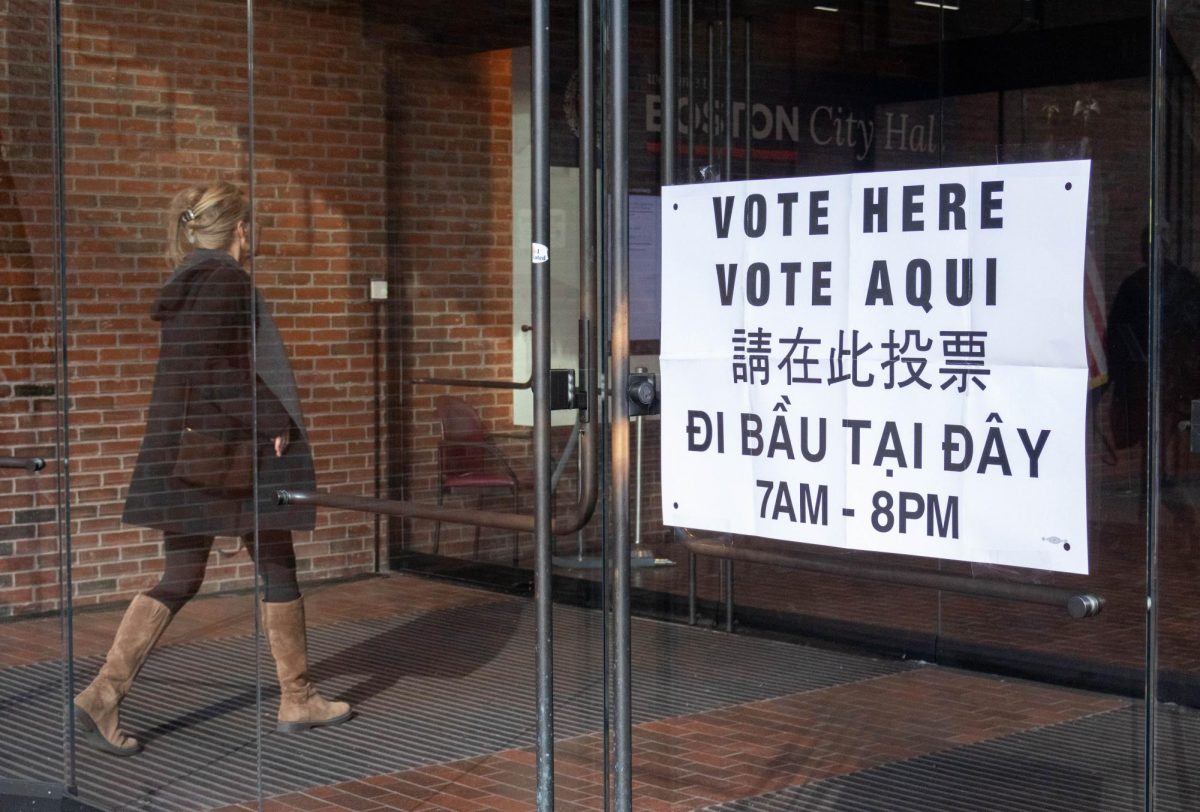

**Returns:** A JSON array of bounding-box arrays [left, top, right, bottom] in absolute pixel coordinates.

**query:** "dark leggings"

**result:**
[[146, 530, 300, 614]]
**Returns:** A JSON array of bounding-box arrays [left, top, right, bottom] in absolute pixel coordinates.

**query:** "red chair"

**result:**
[[433, 395, 521, 563]]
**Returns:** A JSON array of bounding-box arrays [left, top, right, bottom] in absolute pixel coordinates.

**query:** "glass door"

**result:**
[[0, 2, 74, 804], [637, 1, 1153, 808], [1154, 3, 1200, 809], [58, 1, 266, 808]]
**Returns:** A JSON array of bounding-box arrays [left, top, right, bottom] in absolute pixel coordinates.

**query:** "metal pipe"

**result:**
[[1147, 0, 1168, 805], [0, 457, 46, 472], [531, 0, 554, 802], [724, 559, 733, 631], [48, 0, 77, 793], [246, 3, 269, 797], [706, 23, 713, 170], [687, 0, 694, 181], [634, 413, 643, 548], [409, 373, 532, 390], [661, 0, 676, 186], [576, 0, 596, 566], [373, 301, 382, 573], [687, 551, 696, 624], [744, 19, 750, 180], [723, 0, 731, 182], [677, 534, 1106, 619], [632, 367, 646, 553], [609, 0, 633, 805], [575, 0, 600, 553], [593, 3, 612, 804]]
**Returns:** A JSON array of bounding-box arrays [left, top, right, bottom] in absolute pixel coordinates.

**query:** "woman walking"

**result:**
[[74, 181, 351, 756]]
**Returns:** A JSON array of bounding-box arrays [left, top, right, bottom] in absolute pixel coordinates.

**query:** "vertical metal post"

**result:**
[[580, 0, 596, 568], [723, 0, 731, 182], [687, 0, 694, 181], [634, 413, 644, 548], [724, 559, 734, 632], [633, 367, 648, 558], [373, 302, 383, 573], [661, 0, 675, 186], [595, 1, 612, 805], [246, 3, 268, 803], [48, 0, 77, 794], [531, 0, 555, 806], [744, 19, 751, 180], [1146, 1, 1166, 808], [706, 23, 713, 171], [609, 0, 633, 805], [688, 551, 697, 625]]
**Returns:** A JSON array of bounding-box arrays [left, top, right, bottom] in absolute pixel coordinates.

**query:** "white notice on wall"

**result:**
[[660, 161, 1091, 574]]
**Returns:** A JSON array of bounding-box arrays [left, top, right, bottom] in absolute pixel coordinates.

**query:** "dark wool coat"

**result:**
[[1105, 261, 1200, 450], [123, 249, 317, 537]]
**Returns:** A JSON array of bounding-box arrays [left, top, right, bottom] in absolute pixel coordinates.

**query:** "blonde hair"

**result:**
[[166, 182, 249, 266]]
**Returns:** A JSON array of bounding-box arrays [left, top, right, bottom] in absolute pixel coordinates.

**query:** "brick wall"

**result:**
[[0, 0, 1178, 617], [383, 37, 521, 559], [0, 0, 527, 615], [0, 0, 391, 616], [0, 2, 71, 617]]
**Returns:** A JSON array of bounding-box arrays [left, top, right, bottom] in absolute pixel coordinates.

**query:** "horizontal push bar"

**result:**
[[278, 489, 532, 531], [408, 374, 532, 391], [276, 488, 594, 537], [677, 531, 1104, 619], [0, 457, 46, 473]]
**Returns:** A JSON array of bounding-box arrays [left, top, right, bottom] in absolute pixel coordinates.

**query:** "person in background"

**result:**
[[1106, 224, 1200, 476], [74, 181, 351, 756]]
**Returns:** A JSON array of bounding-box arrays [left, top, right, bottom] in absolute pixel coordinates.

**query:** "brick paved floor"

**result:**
[[210, 667, 1127, 811], [0, 573, 502, 669], [22, 574, 1109, 811], [0, 572, 1164, 810]]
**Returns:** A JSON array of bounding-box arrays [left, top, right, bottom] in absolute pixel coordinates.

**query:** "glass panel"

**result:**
[[0, 0, 71, 803], [59, 2, 264, 808], [638, 1, 1151, 808], [244, 2, 610, 807], [251, 0, 386, 799], [1157, 2, 1200, 808], [939, 5, 1150, 805], [0, 2, 1175, 811]]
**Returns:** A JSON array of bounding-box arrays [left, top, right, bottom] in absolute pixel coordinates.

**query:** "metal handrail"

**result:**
[[408, 373, 533, 390], [409, 326, 535, 390], [676, 530, 1104, 620], [277, 488, 602, 537], [0, 456, 46, 472]]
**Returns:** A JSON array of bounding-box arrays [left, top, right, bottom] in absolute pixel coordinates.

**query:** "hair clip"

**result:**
[[181, 208, 196, 223]]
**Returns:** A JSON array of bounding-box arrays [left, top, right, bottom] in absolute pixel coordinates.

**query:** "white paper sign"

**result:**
[[660, 161, 1091, 574]]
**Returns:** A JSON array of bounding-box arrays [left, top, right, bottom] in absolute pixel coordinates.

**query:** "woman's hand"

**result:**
[[273, 434, 289, 457]]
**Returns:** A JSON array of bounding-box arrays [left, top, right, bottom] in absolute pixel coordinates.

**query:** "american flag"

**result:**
[[1083, 244, 1108, 388]]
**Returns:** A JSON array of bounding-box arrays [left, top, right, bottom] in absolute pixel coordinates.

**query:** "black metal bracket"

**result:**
[[626, 371, 659, 416], [550, 368, 577, 411], [1191, 400, 1200, 453]]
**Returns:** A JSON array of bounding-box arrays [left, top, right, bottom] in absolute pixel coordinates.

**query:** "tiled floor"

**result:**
[[4, 572, 1177, 811]]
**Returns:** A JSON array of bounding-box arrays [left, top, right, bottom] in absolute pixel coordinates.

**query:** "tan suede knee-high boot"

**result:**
[[73, 593, 173, 756], [263, 597, 352, 732]]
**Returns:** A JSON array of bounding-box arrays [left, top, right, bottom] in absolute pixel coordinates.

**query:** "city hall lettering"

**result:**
[[660, 162, 1092, 574], [645, 93, 940, 160]]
